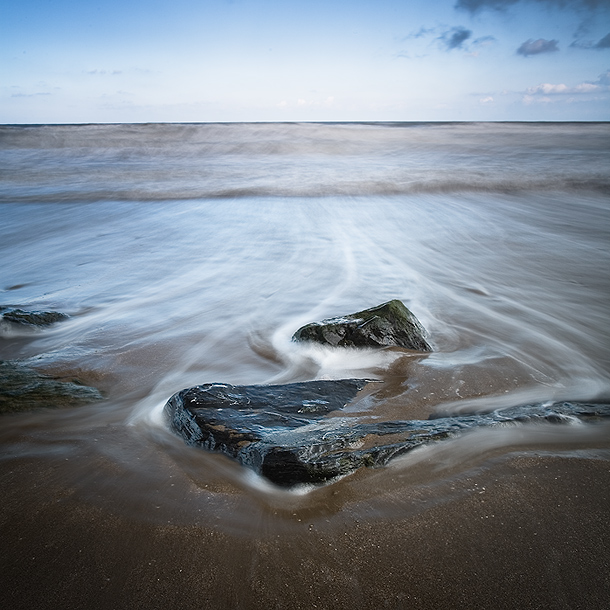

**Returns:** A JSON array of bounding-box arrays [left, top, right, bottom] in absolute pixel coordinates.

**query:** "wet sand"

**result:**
[[2, 450, 609, 610]]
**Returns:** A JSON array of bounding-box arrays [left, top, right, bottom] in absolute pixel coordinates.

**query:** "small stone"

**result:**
[[292, 300, 432, 351], [0, 360, 103, 414], [0, 307, 69, 327]]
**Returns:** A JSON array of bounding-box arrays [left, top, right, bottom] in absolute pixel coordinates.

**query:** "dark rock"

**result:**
[[165, 379, 610, 487], [0, 360, 103, 414], [0, 307, 69, 327], [292, 300, 432, 351]]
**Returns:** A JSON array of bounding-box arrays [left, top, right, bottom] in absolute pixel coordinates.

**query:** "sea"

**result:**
[[1, 121, 610, 531]]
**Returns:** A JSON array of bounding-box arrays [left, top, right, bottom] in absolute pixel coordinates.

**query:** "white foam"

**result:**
[[264, 332, 403, 384]]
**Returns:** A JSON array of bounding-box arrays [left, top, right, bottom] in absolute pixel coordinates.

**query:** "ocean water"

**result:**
[[1, 122, 609, 529]]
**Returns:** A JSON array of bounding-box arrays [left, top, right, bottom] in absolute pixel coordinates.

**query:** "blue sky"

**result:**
[[2, 0, 609, 122]]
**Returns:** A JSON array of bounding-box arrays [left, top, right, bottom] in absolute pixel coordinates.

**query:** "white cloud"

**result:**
[[523, 70, 610, 105], [526, 70, 609, 95], [480, 96, 494, 103], [527, 83, 571, 94], [574, 82, 602, 92]]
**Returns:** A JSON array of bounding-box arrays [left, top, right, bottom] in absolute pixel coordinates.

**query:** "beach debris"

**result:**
[[0, 360, 103, 414], [165, 379, 610, 487], [292, 299, 432, 351]]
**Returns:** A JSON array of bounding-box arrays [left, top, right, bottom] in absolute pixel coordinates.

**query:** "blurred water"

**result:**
[[1, 122, 609, 202], [1, 122, 609, 525]]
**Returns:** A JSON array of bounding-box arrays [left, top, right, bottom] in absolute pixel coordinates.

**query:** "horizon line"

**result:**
[[2, 120, 609, 127]]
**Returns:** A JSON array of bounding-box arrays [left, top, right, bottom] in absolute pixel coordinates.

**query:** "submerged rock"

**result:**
[[0, 307, 69, 327], [165, 379, 610, 487], [0, 360, 103, 414], [292, 300, 432, 351]]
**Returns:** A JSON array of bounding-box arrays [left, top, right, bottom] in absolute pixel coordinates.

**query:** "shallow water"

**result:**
[[1, 122, 609, 532]]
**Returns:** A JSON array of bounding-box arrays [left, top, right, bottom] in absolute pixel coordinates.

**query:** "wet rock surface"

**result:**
[[292, 300, 432, 351], [165, 379, 610, 487], [0, 306, 69, 327], [0, 360, 104, 414]]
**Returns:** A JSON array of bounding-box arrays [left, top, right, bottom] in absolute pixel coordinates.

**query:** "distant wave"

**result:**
[[2, 122, 609, 202], [1, 177, 609, 203]]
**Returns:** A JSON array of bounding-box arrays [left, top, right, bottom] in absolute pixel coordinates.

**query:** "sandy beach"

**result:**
[[2, 437, 610, 609]]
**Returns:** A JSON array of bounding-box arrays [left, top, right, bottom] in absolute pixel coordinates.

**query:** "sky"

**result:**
[[1, 0, 609, 122]]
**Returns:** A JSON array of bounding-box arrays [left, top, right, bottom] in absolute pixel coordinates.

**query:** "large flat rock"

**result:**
[[165, 379, 610, 487]]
